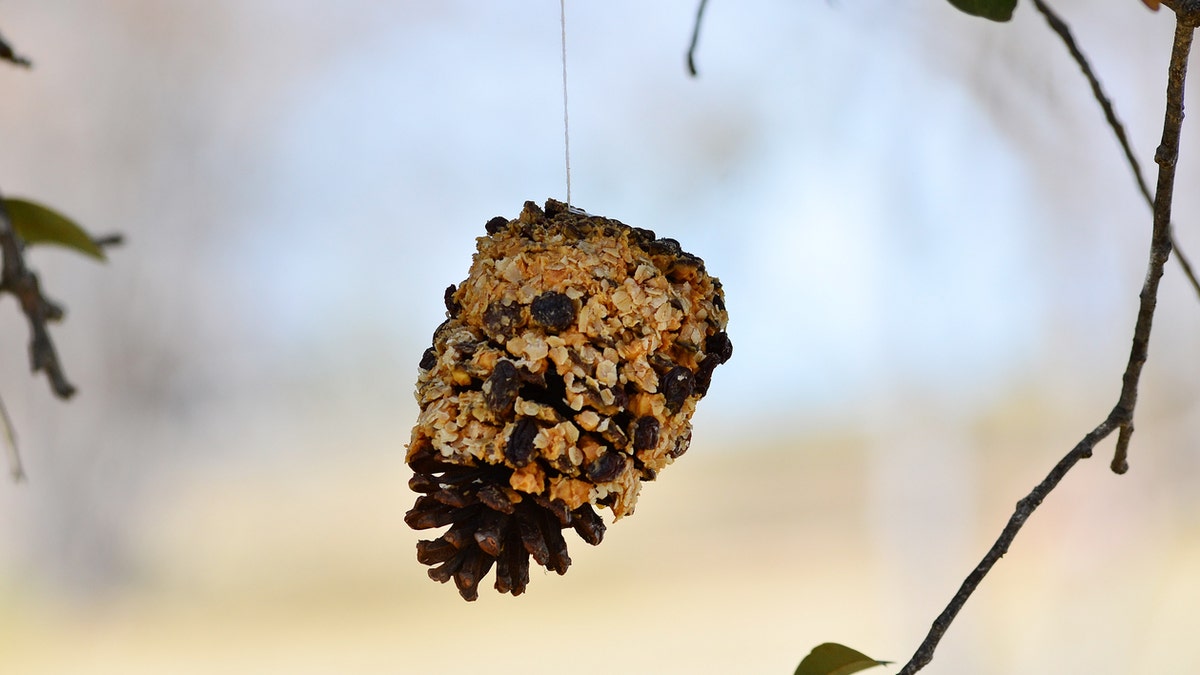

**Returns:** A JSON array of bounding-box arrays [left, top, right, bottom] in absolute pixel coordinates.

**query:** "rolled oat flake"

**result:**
[[405, 199, 731, 600]]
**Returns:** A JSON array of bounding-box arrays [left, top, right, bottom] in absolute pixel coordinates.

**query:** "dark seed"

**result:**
[[631, 227, 656, 242], [648, 237, 681, 256], [506, 417, 539, 467], [431, 318, 453, 343], [612, 386, 629, 411], [483, 301, 524, 340], [666, 255, 703, 282], [647, 353, 676, 374], [586, 450, 625, 483], [632, 416, 660, 451], [443, 284, 461, 317], [600, 421, 628, 449], [662, 366, 694, 412], [705, 331, 733, 364], [530, 291, 576, 332], [693, 356, 719, 396], [484, 360, 520, 415], [485, 216, 509, 234], [419, 347, 438, 371], [521, 200, 545, 222]]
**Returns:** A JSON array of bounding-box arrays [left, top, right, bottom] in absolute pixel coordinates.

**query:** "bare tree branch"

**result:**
[[0, 394, 23, 482], [686, 0, 710, 77], [0, 30, 31, 68], [93, 233, 125, 249], [1033, 0, 1200, 303], [898, 12, 1196, 672], [1109, 15, 1193, 473], [897, 415, 1120, 674], [0, 392, 23, 482], [0, 192, 77, 400]]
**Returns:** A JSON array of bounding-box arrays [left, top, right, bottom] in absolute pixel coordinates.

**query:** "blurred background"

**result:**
[[1, 0, 1199, 672]]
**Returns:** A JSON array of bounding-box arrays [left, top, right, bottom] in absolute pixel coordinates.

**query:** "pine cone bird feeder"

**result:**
[[406, 199, 731, 600]]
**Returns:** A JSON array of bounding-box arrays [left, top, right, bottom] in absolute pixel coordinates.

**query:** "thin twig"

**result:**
[[1110, 17, 1193, 473], [1032, 0, 1200, 302], [0, 394, 24, 482], [0, 191, 77, 399], [897, 416, 1120, 674], [686, 0, 711, 77], [898, 12, 1196, 673], [0, 30, 31, 68], [93, 233, 125, 248]]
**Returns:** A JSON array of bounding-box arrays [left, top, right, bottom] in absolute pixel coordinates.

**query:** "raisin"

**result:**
[[506, 417, 539, 467], [432, 318, 453, 343], [419, 347, 438, 371], [693, 356, 719, 396], [661, 366, 694, 412], [444, 284, 461, 317], [632, 416, 660, 451], [705, 331, 733, 364], [530, 291, 576, 332], [485, 216, 509, 234], [712, 288, 725, 311], [483, 301, 524, 340], [586, 451, 625, 483], [669, 436, 691, 459], [484, 360, 520, 415], [520, 200, 545, 222], [648, 237, 681, 257]]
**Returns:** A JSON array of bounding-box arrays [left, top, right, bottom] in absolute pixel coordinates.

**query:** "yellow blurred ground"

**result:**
[[3, 416, 1200, 674]]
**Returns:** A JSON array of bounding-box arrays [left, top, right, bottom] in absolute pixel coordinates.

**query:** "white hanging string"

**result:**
[[559, 0, 572, 207]]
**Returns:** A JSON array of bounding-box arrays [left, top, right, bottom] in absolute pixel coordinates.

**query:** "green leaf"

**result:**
[[945, 0, 1017, 22], [794, 643, 891, 675], [3, 198, 106, 261]]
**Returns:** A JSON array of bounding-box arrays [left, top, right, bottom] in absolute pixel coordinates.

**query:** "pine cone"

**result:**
[[406, 199, 730, 600]]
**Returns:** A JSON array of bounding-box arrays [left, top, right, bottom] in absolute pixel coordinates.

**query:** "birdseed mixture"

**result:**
[[405, 199, 731, 600]]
